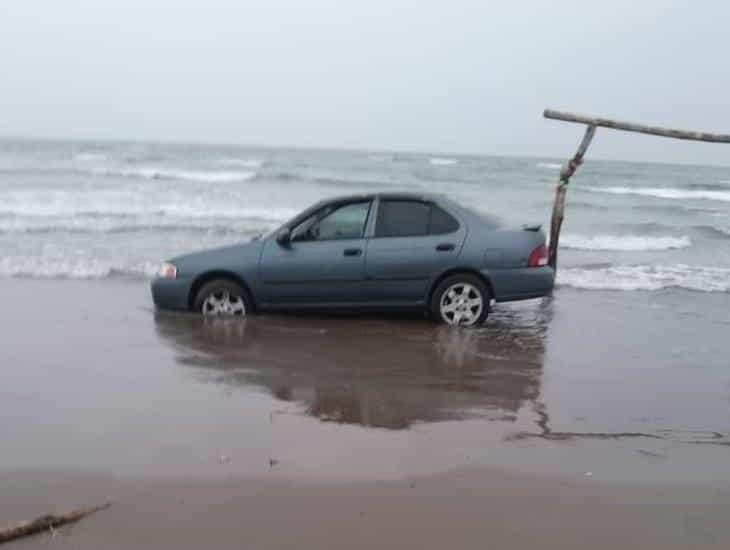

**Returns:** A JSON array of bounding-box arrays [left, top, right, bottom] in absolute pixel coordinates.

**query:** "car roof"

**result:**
[[320, 191, 447, 203]]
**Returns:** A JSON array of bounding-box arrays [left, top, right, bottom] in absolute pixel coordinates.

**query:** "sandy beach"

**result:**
[[2, 278, 729, 547]]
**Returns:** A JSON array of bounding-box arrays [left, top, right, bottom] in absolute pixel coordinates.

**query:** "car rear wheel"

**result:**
[[193, 279, 252, 317], [430, 274, 490, 327]]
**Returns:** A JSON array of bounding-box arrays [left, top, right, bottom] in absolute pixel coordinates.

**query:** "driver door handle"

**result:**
[[343, 248, 363, 257], [436, 242, 456, 252]]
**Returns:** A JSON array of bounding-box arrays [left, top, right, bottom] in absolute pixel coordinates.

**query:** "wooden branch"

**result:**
[[547, 125, 596, 269], [0, 502, 112, 545], [544, 109, 730, 143]]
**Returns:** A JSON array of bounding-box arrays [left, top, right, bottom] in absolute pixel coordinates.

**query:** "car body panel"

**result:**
[[259, 237, 368, 304], [151, 192, 555, 315]]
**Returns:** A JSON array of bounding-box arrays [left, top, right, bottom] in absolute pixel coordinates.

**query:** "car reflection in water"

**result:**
[[153, 305, 551, 430]]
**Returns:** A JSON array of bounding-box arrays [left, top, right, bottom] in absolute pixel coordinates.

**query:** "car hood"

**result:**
[[169, 238, 264, 277]]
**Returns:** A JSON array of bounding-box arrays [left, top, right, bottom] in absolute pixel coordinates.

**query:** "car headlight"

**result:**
[[157, 262, 177, 279]]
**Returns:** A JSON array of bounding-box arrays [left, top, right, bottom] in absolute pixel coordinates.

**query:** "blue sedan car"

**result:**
[[151, 193, 554, 326]]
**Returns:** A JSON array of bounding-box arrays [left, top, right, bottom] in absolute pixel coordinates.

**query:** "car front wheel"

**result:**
[[193, 279, 252, 317], [430, 274, 490, 327]]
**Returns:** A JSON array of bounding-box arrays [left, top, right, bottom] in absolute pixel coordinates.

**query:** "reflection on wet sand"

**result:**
[[154, 307, 551, 430]]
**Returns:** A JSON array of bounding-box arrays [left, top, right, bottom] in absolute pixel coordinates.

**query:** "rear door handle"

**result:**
[[436, 243, 456, 252], [343, 248, 363, 257]]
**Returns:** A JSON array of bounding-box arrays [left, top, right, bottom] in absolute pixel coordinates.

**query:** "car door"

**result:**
[[259, 200, 372, 306], [364, 199, 466, 303]]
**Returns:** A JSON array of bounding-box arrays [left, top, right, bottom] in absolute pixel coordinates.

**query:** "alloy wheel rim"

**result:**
[[202, 291, 246, 316], [440, 283, 483, 326]]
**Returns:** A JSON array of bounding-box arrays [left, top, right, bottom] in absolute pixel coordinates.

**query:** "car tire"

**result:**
[[430, 274, 490, 327], [193, 279, 253, 317]]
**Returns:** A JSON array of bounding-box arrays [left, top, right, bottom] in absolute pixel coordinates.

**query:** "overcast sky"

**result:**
[[2, 1, 729, 164]]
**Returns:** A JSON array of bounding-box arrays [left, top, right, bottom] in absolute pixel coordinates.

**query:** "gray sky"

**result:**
[[2, 0, 729, 164]]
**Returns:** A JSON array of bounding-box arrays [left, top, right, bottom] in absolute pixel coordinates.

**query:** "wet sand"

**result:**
[[3, 468, 730, 549], [1, 279, 730, 547]]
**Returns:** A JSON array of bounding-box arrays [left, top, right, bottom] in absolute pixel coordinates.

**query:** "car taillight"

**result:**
[[528, 244, 548, 267]]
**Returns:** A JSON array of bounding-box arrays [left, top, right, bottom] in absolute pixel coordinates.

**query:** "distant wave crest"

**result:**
[[558, 264, 730, 292], [587, 186, 730, 202], [536, 162, 562, 170], [561, 234, 692, 251], [429, 157, 458, 166], [217, 158, 263, 168]]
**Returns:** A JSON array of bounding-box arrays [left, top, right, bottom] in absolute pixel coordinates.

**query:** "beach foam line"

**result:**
[[536, 162, 562, 170], [586, 186, 730, 202], [558, 264, 730, 292], [561, 234, 692, 251]]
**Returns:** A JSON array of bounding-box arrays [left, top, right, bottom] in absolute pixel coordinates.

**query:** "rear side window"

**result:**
[[429, 205, 460, 235], [375, 200, 460, 238]]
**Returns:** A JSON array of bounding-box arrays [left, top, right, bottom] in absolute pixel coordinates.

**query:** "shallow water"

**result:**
[[1, 279, 728, 486]]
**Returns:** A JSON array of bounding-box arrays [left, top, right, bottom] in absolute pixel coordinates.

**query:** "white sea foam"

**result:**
[[217, 158, 263, 168], [537, 162, 562, 170], [0, 257, 158, 279], [429, 158, 458, 166], [587, 186, 730, 202], [558, 264, 730, 292], [561, 234, 692, 251], [92, 167, 256, 183]]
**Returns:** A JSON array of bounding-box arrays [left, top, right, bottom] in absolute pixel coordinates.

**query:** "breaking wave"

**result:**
[[558, 264, 730, 292], [587, 186, 730, 202], [0, 257, 159, 280], [0, 199, 297, 222], [91, 167, 256, 183], [0, 218, 271, 235], [73, 152, 108, 163], [561, 234, 692, 251]]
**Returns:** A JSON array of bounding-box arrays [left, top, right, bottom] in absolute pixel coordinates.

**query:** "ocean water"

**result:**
[[1, 138, 729, 293]]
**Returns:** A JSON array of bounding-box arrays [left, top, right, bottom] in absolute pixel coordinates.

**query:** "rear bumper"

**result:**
[[483, 266, 555, 303], [150, 277, 193, 311]]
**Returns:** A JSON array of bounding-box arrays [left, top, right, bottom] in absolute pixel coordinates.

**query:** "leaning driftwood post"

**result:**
[[543, 109, 730, 269], [547, 124, 595, 269], [0, 502, 112, 545]]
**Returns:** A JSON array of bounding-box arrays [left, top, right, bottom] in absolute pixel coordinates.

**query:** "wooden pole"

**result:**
[[547, 125, 596, 269], [544, 109, 730, 143]]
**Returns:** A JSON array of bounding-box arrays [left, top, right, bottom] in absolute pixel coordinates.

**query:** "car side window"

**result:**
[[291, 201, 371, 242], [429, 205, 460, 235], [375, 200, 430, 238], [375, 200, 459, 238]]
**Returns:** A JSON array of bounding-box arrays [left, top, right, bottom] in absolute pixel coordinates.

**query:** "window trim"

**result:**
[[372, 199, 461, 239], [290, 199, 373, 243]]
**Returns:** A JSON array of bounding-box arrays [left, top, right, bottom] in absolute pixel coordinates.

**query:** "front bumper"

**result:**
[[150, 276, 193, 311]]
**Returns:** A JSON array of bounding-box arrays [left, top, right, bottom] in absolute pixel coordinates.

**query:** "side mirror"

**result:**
[[276, 228, 291, 246]]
